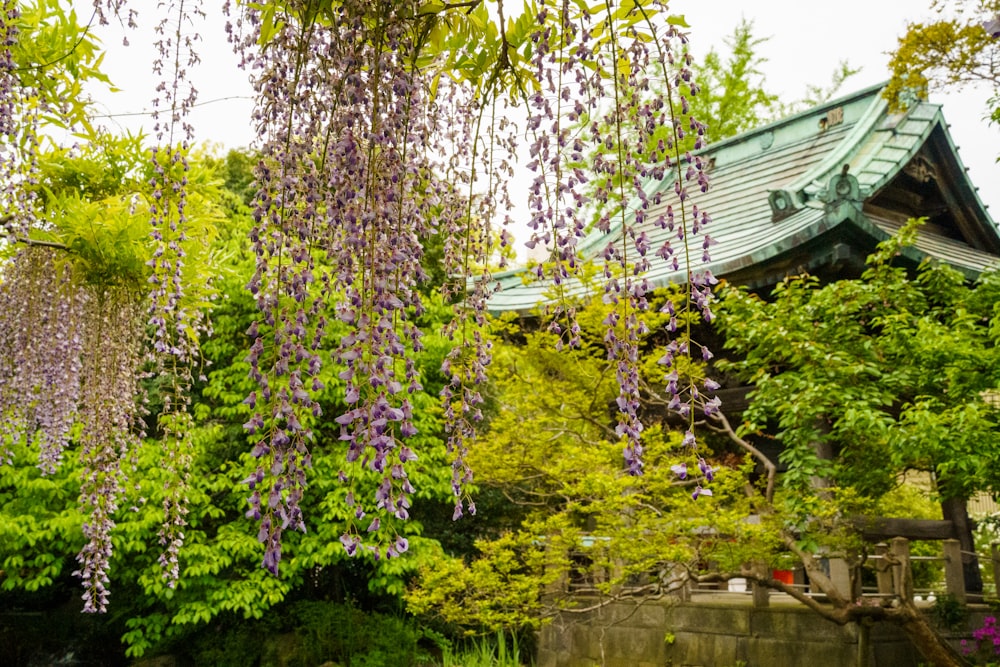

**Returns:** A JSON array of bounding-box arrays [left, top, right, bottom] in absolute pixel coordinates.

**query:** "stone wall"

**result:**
[[536, 597, 987, 667]]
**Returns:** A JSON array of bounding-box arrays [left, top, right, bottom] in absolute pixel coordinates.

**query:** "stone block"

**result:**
[[600, 625, 665, 662], [665, 630, 742, 666], [745, 636, 854, 666], [750, 608, 856, 642], [536, 648, 559, 667], [870, 637, 922, 666], [630, 601, 667, 628], [665, 604, 751, 636]]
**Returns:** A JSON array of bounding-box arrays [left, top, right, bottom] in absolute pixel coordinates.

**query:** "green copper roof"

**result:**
[[489, 82, 1000, 314]]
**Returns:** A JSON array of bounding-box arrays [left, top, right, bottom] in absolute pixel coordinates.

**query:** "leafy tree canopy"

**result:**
[[886, 0, 1000, 125], [717, 220, 1000, 504]]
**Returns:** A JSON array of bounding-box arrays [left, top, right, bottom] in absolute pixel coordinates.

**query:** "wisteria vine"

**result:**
[[0, 0, 723, 604], [146, 0, 208, 588], [517, 1, 719, 485]]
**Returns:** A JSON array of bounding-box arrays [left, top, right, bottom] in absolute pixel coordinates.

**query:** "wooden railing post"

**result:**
[[751, 561, 770, 608], [828, 558, 852, 599], [942, 539, 966, 604], [874, 543, 893, 597], [890, 537, 913, 603]]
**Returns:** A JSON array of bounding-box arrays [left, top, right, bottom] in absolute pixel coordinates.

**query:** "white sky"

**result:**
[[679, 0, 1000, 216], [77, 1, 1000, 241]]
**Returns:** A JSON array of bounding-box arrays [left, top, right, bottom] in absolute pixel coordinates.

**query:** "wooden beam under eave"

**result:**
[[854, 516, 955, 541]]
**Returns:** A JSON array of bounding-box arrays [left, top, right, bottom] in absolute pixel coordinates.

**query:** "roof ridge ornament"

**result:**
[[822, 164, 862, 209], [768, 188, 802, 222]]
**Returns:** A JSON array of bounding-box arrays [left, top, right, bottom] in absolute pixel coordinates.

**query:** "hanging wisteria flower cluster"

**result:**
[[0, 247, 147, 612], [74, 287, 147, 613], [0, 0, 721, 600], [146, 0, 208, 588], [0, 0, 36, 238], [0, 249, 86, 472], [227, 0, 510, 569], [517, 1, 719, 479]]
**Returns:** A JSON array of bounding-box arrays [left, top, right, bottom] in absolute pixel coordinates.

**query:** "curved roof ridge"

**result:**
[[700, 81, 888, 156], [784, 89, 889, 198]]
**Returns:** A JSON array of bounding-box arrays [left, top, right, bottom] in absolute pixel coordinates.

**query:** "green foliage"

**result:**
[[407, 296, 767, 633], [973, 513, 1000, 595], [10, 0, 113, 135], [407, 529, 567, 632], [886, 0, 1000, 122], [716, 219, 1000, 503], [287, 600, 440, 667], [689, 19, 781, 142], [0, 436, 82, 593], [443, 630, 528, 667], [146, 600, 441, 667], [24, 134, 224, 313], [930, 593, 969, 629], [251, 0, 685, 106]]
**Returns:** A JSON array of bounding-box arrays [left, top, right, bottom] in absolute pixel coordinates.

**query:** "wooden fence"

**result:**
[[684, 537, 999, 607]]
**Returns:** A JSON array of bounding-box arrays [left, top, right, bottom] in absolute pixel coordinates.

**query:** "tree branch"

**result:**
[[782, 534, 851, 608], [7, 234, 70, 251], [1, 215, 69, 251], [706, 411, 777, 503]]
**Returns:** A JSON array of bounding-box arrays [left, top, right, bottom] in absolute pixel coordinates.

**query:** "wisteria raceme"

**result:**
[[437, 79, 517, 518], [0, 247, 146, 613], [146, 0, 206, 588], [233, 0, 475, 568], [518, 1, 719, 481], [0, 249, 86, 471], [0, 0, 38, 237], [74, 288, 146, 613], [0, 0, 16, 140], [90, 0, 138, 36], [640, 9, 721, 474]]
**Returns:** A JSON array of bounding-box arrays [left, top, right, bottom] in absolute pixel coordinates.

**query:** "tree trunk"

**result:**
[[941, 496, 982, 594], [896, 603, 971, 667], [783, 536, 971, 667]]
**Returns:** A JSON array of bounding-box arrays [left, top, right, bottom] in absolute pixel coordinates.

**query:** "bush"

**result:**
[[186, 601, 441, 667]]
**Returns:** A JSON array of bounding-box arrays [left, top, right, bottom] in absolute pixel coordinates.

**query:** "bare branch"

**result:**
[[782, 534, 851, 608], [707, 411, 777, 503], [7, 234, 70, 251]]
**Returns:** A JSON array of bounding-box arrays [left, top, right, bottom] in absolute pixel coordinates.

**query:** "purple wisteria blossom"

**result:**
[[519, 1, 720, 481], [229, 0, 507, 565]]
